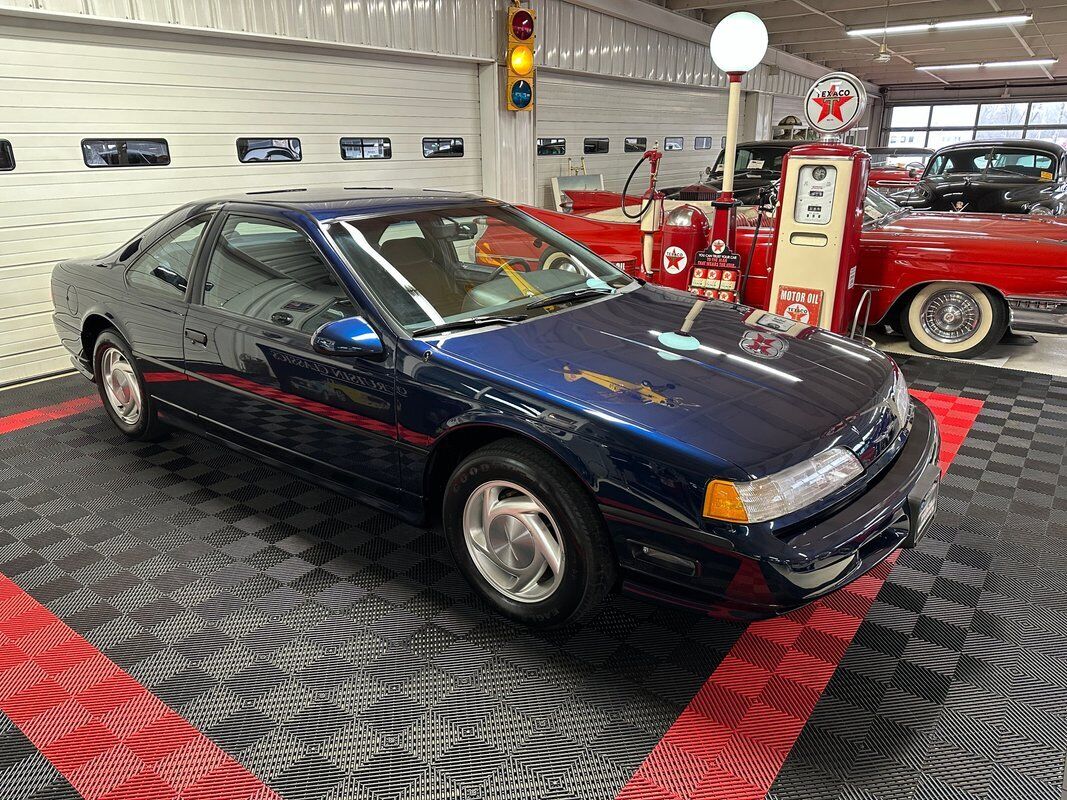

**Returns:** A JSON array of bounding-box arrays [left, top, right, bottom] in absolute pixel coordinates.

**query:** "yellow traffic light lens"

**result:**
[[703, 480, 749, 522], [509, 45, 534, 77]]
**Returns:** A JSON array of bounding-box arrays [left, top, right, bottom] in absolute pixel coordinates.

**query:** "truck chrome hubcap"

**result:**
[[462, 480, 564, 603], [100, 348, 142, 425], [921, 290, 981, 343]]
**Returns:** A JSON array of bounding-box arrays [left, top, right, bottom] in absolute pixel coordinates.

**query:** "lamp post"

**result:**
[[709, 11, 768, 253]]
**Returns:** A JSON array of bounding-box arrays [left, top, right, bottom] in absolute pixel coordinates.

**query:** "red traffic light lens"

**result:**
[[511, 9, 534, 40]]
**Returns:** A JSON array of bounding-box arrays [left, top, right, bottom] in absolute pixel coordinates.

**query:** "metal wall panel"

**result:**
[[535, 72, 729, 208], [0, 19, 482, 386]]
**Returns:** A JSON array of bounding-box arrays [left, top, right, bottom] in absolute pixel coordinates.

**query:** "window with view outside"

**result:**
[[1029, 101, 1067, 126], [974, 129, 1025, 141], [889, 106, 930, 128], [887, 131, 927, 148], [930, 104, 977, 128], [326, 205, 633, 333], [926, 130, 973, 150], [978, 103, 1028, 127]]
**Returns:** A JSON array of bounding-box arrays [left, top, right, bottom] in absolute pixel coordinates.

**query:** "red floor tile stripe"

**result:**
[[0, 574, 279, 800], [616, 391, 985, 800], [0, 395, 98, 435]]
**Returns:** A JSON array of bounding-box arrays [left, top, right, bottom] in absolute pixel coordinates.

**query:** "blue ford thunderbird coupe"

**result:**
[[51, 188, 940, 626]]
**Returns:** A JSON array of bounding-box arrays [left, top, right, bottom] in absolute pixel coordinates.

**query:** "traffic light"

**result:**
[[506, 5, 535, 111]]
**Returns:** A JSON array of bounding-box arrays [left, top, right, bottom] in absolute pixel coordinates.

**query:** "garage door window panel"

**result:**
[[584, 138, 609, 155], [340, 137, 391, 160], [423, 138, 463, 158], [237, 138, 302, 163], [0, 140, 14, 171], [203, 216, 354, 333], [624, 137, 646, 153], [664, 137, 683, 151], [537, 138, 566, 156], [126, 217, 209, 297], [695, 136, 713, 150], [82, 139, 170, 168]]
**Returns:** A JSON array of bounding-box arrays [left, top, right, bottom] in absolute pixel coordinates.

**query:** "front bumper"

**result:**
[[606, 401, 941, 619], [1007, 297, 1067, 335]]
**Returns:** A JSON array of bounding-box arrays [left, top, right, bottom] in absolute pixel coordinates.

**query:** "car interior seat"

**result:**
[[379, 237, 464, 317]]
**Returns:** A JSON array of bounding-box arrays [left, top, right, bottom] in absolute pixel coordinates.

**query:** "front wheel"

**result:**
[[442, 439, 615, 627], [93, 331, 164, 440], [900, 282, 1007, 359]]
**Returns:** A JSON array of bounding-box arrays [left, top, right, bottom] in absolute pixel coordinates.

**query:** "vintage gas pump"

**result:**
[[766, 72, 870, 335], [621, 144, 665, 276]]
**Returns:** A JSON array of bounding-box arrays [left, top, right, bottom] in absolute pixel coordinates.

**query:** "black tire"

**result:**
[[442, 438, 615, 627], [92, 330, 165, 440], [900, 282, 1008, 359]]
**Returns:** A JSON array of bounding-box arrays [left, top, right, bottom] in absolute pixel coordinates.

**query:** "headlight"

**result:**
[[888, 365, 911, 424], [1029, 205, 1054, 216], [704, 447, 863, 523]]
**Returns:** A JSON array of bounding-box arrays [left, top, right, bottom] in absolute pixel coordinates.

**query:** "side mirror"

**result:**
[[906, 162, 924, 178], [311, 316, 384, 358]]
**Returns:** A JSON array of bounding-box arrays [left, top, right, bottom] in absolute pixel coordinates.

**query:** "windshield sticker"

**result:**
[[1041, 170, 1054, 180], [748, 159, 765, 170]]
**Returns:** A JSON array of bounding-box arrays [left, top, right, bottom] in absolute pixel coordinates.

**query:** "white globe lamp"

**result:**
[[709, 12, 769, 220], [710, 11, 768, 74]]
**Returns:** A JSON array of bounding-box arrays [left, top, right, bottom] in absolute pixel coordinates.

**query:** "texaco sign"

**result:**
[[804, 71, 867, 137]]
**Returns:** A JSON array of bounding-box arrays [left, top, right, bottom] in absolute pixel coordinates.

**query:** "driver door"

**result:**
[[182, 211, 399, 499]]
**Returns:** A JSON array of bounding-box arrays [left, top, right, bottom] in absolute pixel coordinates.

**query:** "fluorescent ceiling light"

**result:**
[[848, 13, 1032, 37], [917, 58, 1057, 71]]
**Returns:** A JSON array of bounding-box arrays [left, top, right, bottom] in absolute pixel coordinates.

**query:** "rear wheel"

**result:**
[[442, 439, 615, 627], [93, 331, 164, 440], [901, 282, 1007, 359]]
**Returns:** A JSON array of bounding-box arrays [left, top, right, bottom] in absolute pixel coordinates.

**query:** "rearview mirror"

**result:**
[[311, 317, 383, 358]]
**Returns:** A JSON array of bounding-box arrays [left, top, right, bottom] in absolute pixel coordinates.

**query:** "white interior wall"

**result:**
[[535, 72, 730, 208], [0, 20, 482, 385]]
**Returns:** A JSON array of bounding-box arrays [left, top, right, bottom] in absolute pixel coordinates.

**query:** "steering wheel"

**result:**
[[485, 257, 532, 282]]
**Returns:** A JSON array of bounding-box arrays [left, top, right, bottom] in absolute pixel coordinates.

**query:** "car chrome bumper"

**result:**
[[607, 401, 941, 619], [1007, 297, 1067, 335]]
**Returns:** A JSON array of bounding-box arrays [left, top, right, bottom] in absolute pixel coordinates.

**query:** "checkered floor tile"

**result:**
[[0, 352, 1064, 800]]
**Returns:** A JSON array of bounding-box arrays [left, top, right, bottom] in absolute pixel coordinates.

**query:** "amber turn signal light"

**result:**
[[703, 480, 749, 522]]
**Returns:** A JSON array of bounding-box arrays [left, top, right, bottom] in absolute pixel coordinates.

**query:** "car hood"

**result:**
[[877, 208, 1067, 241], [430, 284, 898, 477]]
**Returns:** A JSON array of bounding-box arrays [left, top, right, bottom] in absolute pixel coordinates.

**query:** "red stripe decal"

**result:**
[[616, 391, 984, 800], [0, 574, 279, 800], [0, 396, 98, 435]]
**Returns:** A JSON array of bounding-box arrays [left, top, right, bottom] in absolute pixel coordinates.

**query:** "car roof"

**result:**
[[934, 139, 1066, 156], [194, 186, 491, 223], [867, 146, 933, 155]]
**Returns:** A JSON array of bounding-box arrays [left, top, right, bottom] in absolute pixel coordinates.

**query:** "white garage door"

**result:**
[[535, 72, 729, 209], [0, 20, 481, 386]]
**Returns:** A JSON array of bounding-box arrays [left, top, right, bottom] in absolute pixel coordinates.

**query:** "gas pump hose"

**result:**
[[621, 154, 656, 220]]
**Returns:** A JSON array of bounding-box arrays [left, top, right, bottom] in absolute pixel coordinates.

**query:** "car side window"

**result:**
[[203, 215, 355, 333], [126, 217, 209, 296]]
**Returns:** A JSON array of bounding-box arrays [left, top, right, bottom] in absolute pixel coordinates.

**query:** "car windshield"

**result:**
[[869, 149, 931, 169], [712, 146, 787, 175], [926, 147, 1056, 179], [863, 188, 904, 225], [327, 203, 634, 333]]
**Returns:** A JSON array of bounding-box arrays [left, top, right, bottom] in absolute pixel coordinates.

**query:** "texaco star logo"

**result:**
[[811, 84, 853, 123], [710, 239, 726, 255], [804, 72, 866, 135], [740, 330, 787, 359], [663, 245, 687, 274]]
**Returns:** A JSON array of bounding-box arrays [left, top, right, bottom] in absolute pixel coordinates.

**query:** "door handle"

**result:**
[[185, 329, 208, 346]]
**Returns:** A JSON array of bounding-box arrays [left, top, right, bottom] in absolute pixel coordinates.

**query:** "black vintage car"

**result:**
[[661, 140, 800, 203], [890, 139, 1067, 215]]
